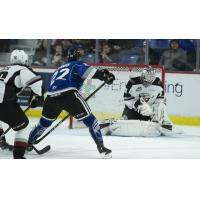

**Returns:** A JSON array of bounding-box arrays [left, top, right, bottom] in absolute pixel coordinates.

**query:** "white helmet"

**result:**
[[140, 66, 156, 85], [10, 49, 29, 66]]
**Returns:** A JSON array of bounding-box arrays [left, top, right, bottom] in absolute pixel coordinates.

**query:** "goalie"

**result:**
[[100, 66, 173, 137]]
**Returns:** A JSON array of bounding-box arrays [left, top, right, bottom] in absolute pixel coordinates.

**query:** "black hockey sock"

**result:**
[[13, 146, 27, 159]]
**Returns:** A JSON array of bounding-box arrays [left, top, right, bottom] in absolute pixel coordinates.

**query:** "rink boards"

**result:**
[[16, 67, 200, 126]]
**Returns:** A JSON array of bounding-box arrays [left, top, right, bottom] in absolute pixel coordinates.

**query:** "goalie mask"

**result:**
[[140, 66, 156, 86]]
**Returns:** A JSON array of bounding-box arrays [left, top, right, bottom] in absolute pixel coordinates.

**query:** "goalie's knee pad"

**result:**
[[82, 114, 103, 143]]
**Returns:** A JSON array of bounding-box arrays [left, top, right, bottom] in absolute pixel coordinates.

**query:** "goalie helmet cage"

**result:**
[[69, 63, 165, 129]]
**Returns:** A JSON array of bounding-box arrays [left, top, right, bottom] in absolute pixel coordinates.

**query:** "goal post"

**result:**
[[69, 64, 165, 128]]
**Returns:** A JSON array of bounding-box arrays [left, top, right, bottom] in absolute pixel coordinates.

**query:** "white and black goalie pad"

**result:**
[[100, 119, 161, 137]]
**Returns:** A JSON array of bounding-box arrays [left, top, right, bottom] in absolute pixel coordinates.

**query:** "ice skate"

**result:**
[[0, 136, 14, 151], [97, 144, 112, 159]]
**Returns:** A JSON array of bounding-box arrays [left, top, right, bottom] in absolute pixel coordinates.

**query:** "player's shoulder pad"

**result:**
[[10, 64, 26, 70], [152, 77, 163, 87], [129, 76, 142, 85], [76, 60, 90, 67], [9, 65, 38, 76], [22, 65, 39, 76]]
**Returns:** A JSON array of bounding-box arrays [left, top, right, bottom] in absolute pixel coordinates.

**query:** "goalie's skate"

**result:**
[[162, 124, 172, 131], [161, 121, 173, 136]]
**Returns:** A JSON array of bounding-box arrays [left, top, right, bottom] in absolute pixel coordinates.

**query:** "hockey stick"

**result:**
[[29, 144, 51, 155], [34, 81, 107, 145], [17, 75, 42, 96]]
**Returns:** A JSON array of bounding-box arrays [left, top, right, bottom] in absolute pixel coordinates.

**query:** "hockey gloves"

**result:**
[[105, 73, 115, 85], [93, 69, 115, 85], [30, 95, 44, 108], [135, 97, 153, 116]]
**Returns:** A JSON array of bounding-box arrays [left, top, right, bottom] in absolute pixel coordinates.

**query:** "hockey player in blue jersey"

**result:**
[[28, 47, 115, 158]]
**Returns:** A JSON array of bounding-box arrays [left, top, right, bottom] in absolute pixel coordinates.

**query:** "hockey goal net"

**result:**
[[69, 64, 165, 128]]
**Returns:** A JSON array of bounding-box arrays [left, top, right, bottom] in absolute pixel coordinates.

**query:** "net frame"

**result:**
[[69, 64, 165, 128], [91, 63, 165, 83]]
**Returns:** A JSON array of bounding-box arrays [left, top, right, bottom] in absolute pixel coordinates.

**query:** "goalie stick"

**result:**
[[34, 81, 107, 145], [1, 75, 50, 155]]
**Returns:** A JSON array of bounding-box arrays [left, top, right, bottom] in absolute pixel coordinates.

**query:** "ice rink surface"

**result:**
[[1, 118, 200, 159]]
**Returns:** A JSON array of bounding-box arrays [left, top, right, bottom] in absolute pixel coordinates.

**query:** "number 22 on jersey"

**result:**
[[50, 68, 70, 86]]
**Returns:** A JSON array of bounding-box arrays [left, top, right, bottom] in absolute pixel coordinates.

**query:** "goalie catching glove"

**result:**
[[135, 97, 153, 116], [93, 69, 115, 85]]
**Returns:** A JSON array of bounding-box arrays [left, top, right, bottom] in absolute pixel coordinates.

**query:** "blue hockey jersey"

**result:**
[[47, 61, 96, 96]]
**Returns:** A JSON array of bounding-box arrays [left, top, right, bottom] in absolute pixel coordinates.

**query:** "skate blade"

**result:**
[[100, 152, 112, 159]]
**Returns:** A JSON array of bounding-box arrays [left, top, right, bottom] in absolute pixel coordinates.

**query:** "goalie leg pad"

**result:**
[[102, 120, 161, 137], [152, 102, 173, 129]]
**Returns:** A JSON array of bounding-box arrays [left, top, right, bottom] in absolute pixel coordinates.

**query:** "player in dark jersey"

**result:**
[[122, 66, 173, 131], [0, 50, 43, 158], [28, 47, 115, 158]]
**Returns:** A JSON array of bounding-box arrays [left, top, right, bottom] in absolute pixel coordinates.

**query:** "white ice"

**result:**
[[1, 118, 200, 159]]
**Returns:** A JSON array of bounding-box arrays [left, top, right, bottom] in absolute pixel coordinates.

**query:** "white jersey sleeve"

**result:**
[[0, 65, 43, 103], [19, 69, 42, 96]]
